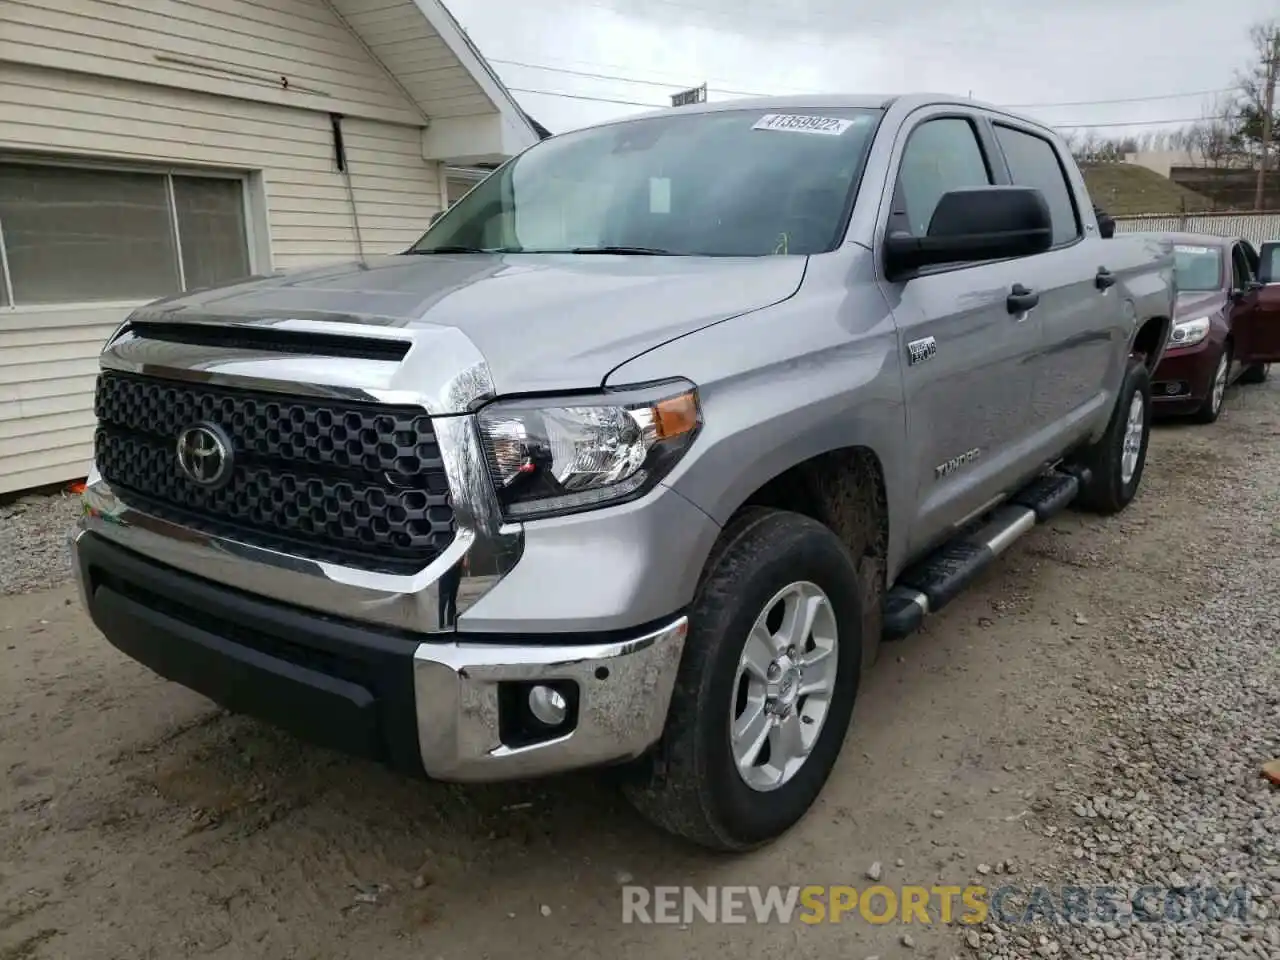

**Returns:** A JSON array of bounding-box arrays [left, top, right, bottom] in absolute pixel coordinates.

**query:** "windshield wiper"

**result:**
[[405, 245, 499, 254], [407, 244, 684, 256], [568, 245, 681, 256]]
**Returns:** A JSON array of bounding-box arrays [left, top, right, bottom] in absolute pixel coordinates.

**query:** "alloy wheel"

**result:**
[[729, 581, 839, 792]]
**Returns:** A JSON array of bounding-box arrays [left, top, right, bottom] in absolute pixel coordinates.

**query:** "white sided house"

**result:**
[[0, 0, 541, 495]]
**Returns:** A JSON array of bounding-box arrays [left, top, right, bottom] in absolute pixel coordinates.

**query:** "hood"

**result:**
[[1175, 289, 1226, 320], [132, 254, 807, 396]]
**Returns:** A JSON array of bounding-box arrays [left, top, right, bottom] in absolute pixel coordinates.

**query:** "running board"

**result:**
[[882, 469, 1087, 639]]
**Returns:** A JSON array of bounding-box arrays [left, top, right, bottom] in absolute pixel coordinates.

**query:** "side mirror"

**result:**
[[885, 186, 1053, 276], [1094, 206, 1116, 239]]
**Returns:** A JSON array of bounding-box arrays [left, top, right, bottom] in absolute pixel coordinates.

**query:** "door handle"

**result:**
[[1095, 267, 1117, 290], [1007, 283, 1039, 314]]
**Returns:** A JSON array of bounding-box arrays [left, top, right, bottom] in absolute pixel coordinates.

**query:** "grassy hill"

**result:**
[[1081, 164, 1215, 216]]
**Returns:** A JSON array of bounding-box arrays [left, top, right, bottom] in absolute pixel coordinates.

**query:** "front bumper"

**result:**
[[73, 530, 688, 781], [90, 322, 722, 636], [1152, 341, 1216, 406]]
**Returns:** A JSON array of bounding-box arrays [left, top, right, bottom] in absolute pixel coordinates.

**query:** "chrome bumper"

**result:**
[[74, 319, 702, 779], [72, 522, 689, 782], [412, 617, 688, 780]]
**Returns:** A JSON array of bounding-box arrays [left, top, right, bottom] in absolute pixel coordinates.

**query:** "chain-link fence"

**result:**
[[1114, 211, 1280, 246]]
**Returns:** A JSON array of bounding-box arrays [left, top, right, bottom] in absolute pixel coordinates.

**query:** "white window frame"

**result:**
[[445, 165, 490, 184], [0, 154, 266, 314]]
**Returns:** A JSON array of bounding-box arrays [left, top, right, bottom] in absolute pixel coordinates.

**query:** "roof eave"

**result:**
[[408, 0, 539, 153]]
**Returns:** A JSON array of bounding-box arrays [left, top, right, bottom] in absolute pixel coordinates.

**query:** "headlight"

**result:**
[[477, 380, 701, 520], [1169, 316, 1210, 347]]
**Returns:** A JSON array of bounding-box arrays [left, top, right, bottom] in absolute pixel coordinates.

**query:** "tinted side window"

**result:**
[[994, 124, 1079, 246], [1231, 244, 1253, 288], [895, 118, 991, 237], [1241, 241, 1259, 275], [1261, 244, 1280, 283]]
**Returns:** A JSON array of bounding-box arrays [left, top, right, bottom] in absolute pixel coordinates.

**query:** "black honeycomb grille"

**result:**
[[93, 371, 456, 574]]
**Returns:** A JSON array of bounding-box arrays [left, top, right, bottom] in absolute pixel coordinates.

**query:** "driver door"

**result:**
[[880, 111, 1040, 556], [1226, 242, 1262, 374], [1240, 241, 1280, 363]]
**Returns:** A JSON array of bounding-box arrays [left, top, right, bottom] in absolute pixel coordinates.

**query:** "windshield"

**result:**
[[411, 107, 883, 257], [1173, 244, 1223, 292]]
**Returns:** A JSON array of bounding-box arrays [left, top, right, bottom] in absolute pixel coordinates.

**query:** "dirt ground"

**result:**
[[2, 380, 1277, 960]]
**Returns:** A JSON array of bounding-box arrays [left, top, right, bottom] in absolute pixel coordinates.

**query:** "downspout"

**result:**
[[330, 113, 366, 262]]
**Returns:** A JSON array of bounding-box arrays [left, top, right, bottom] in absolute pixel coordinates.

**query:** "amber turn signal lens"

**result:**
[[652, 392, 699, 440]]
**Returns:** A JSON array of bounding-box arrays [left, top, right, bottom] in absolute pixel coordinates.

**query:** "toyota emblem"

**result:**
[[176, 423, 233, 488]]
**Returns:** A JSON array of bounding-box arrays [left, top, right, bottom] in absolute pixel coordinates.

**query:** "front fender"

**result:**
[[607, 266, 912, 577]]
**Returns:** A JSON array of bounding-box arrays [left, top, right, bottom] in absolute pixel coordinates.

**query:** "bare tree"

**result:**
[[1135, 130, 1168, 152], [1183, 94, 1244, 169], [1232, 20, 1280, 162], [1079, 130, 1101, 162], [1058, 128, 1081, 158], [1072, 132, 1139, 164]]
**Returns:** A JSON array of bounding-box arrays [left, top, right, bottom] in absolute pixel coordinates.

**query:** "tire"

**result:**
[[1192, 344, 1231, 424], [621, 508, 863, 851], [1073, 358, 1152, 515], [1239, 362, 1270, 385]]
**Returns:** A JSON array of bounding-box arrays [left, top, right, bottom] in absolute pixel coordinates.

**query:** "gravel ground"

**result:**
[[0, 380, 1277, 960], [0, 491, 83, 596], [968, 383, 1280, 960]]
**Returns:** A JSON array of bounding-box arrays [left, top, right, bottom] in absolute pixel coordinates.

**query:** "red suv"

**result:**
[[1150, 233, 1279, 423]]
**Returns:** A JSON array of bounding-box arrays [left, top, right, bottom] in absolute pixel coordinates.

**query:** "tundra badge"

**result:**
[[907, 336, 938, 366], [935, 447, 981, 479]]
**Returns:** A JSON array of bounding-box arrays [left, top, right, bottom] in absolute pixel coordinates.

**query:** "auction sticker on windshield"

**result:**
[[752, 114, 857, 135], [1175, 245, 1214, 255]]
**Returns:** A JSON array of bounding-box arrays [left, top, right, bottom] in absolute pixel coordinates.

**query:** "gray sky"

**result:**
[[445, 0, 1277, 136]]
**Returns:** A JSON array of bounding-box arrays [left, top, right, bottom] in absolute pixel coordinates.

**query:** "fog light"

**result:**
[[528, 685, 568, 726]]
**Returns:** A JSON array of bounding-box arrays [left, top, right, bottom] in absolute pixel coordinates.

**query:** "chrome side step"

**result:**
[[882, 469, 1086, 639]]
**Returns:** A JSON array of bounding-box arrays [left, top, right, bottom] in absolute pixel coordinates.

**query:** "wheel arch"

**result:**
[[727, 446, 890, 671], [1130, 314, 1171, 373], [731, 446, 889, 559]]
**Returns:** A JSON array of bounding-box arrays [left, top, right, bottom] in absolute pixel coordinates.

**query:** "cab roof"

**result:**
[[574, 93, 1055, 137]]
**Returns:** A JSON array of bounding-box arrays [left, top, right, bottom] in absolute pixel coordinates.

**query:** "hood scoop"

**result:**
[[125, 321, 410, 362]]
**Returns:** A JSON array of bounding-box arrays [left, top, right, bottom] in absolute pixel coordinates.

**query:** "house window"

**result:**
[[0, 162, 251, 307]]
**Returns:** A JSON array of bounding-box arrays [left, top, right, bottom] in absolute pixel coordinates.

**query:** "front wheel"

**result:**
[[1192, 345, 1231, 424], [621, 509, 863, 851], [1073, 358, 1152, 515]]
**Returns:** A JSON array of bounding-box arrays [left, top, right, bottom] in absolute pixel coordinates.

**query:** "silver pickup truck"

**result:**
[[72, 94, 1174, 851]]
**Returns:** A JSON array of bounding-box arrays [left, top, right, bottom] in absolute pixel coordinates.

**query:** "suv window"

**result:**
[[1231, 243, 1253, 289], [1261, 243, 1280, 283], [993, 124, 1080, 246], [894, 117, 992, 237], [1241, 240, 1260, 275]]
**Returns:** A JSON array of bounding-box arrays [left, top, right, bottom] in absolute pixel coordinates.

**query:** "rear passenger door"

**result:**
[[989, 120, 1123, 437], [879, 110, 1043, 555]]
